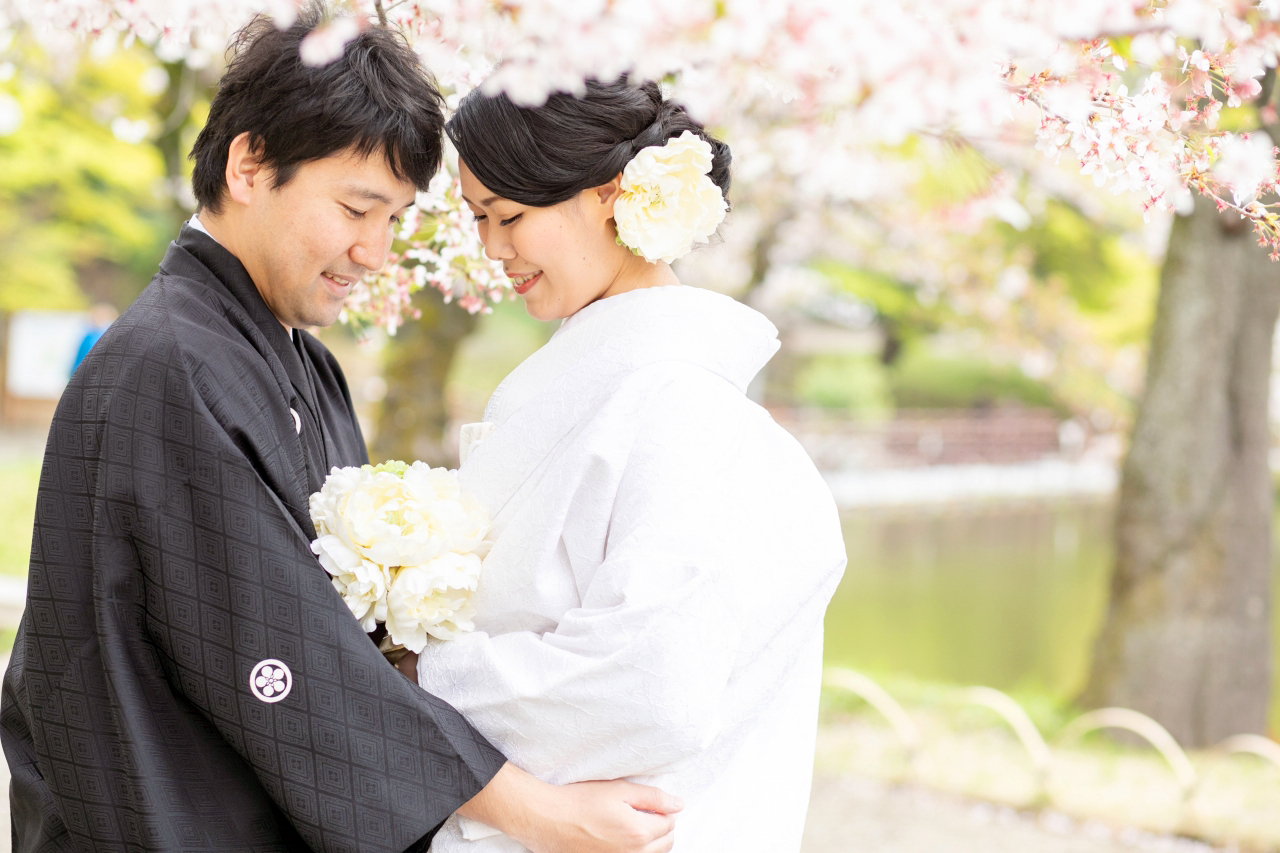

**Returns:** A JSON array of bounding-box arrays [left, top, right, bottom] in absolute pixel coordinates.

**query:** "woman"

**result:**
[[416, 78, 846, 852]]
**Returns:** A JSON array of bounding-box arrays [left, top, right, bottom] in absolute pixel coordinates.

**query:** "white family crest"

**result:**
[[250, 659, 292, 703]]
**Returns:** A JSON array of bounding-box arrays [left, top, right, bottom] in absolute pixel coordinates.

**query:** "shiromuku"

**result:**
[[414, 77, 848, 852]]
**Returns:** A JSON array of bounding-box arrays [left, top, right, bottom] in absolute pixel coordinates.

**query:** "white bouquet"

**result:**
[[309, 460, 491, 653]]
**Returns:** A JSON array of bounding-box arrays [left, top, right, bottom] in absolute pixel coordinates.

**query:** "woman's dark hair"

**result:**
[[445, 78, 731, 208], [190, 4, 446, 213]]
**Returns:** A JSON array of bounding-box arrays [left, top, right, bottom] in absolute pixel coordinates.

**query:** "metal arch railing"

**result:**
[[1057, 707, 1198, 800], [1184, 733, 1280, 809], [1213, 733, 1280, 772], [960, 685, 1053, 793], [822, 667, 923, 770], [821, 666, 1280, 818]]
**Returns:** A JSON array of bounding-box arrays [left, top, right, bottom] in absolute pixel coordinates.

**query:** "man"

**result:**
[[1, 10, 679, 852]]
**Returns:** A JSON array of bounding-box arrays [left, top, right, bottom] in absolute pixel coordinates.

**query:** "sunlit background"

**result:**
[[3, 5, 1280, 851]]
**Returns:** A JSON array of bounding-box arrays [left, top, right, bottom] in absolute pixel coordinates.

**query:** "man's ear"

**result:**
[[224, 131, 267, 207]]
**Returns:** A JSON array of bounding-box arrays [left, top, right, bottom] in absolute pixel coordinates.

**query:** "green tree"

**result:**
[[1079, 76, 1280, 747], [0, 46, 176, 312]]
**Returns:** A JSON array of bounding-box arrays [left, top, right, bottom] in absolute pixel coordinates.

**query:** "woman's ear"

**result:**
[[592, 173, 624, 222]]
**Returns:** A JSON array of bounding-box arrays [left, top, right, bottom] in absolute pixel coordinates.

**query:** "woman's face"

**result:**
[[459, 159, 634, 321]]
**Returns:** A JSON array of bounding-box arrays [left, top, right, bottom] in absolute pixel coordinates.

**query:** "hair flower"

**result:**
[[613, 130, 728, 264]]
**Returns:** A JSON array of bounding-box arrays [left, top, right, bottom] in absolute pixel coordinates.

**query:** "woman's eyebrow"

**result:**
[[461, 193, 502, 207]]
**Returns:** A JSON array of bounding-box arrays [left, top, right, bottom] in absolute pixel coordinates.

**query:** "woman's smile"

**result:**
[[510, 270, 542, 295]]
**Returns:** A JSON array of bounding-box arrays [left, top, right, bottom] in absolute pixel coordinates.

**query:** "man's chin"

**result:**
[[287, 305, 346, 331]]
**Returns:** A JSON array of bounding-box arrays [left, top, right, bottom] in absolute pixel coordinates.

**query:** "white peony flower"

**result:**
[[311, 535, 391, 631], [309, 460, 491, 643], [613, 130, 728, 264], [311, 466, 449, 568], [385, 553, 484, 652], [401, 460, 461, 502]]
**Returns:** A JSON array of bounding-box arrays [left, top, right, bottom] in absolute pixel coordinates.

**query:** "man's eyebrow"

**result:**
[[340, 184, 397, 205]]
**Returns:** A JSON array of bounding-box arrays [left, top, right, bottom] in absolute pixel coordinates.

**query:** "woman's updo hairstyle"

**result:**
[[446, 77, 731, 208]]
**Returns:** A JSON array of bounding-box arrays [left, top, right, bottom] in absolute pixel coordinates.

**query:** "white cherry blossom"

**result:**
[[11, 0, 1280, 320]]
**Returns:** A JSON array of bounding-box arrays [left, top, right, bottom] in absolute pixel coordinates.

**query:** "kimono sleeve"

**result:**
[[99, 341, 505, 852]]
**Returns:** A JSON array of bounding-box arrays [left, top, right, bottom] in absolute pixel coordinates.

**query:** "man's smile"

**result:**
[[321, 271, 356, 295]]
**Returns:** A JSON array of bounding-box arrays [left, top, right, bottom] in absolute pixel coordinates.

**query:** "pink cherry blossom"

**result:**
[[9, 0, 1280, 328]]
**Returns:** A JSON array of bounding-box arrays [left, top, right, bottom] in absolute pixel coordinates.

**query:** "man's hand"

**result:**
[[458, 762, 682, 853]]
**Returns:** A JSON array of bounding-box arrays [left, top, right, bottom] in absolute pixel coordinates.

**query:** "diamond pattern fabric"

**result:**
[[1, 228, 506, 852]]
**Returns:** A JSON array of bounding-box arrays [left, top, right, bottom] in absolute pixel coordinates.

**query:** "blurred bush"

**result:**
[[0, 460, 39, 578], [888, 350, 1064, 413], [794, 353, 895, 418], [790, 349, 1064, 416]]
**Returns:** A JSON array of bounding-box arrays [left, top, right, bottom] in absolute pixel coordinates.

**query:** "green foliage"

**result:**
[[997, 199, 1157, 347], [794, 354, 894, 418], [812, 261, 945, 360], [0, 46, 175, 311], [786, 343, 1065, 416], [889, 349, 1064, 412], [367, 460, 409, 477], [909, 134, 1000, 208]]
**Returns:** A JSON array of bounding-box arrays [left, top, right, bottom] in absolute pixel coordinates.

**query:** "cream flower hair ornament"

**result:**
[[613, 130, 728, 264]]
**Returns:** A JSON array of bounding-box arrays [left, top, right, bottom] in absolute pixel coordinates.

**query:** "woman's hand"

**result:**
[[393, 649, 419, 682]]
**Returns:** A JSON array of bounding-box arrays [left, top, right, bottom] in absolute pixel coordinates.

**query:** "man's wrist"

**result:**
[[457, 762, 551, 844]]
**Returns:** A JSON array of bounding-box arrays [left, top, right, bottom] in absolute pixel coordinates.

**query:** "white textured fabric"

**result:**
[[187, 213, 215, 241], [458, 421, 496, 466], [419, 285, 847, 852]]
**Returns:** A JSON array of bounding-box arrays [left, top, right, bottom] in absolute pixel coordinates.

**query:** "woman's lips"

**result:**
[[512, 271, 542, 295]]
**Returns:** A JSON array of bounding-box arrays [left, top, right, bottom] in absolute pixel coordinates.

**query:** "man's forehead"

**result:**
[[308, 147, 418, 207]]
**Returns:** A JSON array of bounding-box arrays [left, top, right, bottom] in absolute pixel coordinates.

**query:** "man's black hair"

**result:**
[[190, 5, 445, 213]]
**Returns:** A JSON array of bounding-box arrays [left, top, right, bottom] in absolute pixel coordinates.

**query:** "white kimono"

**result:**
[[418, 285, 847, 852]]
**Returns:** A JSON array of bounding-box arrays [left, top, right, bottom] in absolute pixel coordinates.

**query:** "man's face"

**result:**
[[238, 146, 417, 329]]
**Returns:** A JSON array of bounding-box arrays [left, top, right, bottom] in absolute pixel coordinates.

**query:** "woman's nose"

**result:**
[[483, 229, 516, 262]]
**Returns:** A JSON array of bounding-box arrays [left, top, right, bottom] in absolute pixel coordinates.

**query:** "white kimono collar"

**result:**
[[462, 285, 780, 527]]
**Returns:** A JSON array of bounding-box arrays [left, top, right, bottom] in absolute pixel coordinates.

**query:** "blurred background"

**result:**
[[1, 19, 1279, 853]]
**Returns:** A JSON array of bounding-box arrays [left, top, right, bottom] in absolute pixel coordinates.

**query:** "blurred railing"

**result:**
[[823, 666, 1280, 816]]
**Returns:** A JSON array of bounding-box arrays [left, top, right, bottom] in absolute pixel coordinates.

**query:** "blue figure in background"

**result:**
[[70, 303, 118, 375]]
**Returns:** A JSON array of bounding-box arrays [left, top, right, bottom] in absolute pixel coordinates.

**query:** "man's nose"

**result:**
[[351, 223, 393, 272]]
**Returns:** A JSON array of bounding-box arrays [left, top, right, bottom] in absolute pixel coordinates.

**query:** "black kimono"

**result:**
[[1, 226, 507, 852]]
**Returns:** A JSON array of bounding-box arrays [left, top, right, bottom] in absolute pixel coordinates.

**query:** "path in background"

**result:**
[[0, 761, 1216, 853], [801, 773, 1222, 853]]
